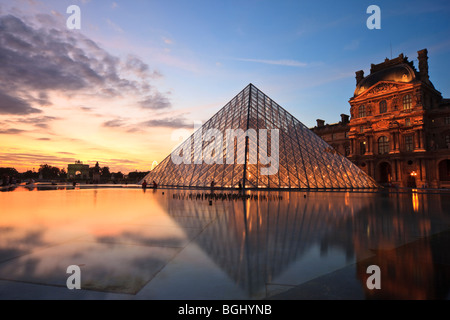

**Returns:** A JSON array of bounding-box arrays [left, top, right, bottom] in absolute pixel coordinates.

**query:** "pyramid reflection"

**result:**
[[159, 191, 450, 298]]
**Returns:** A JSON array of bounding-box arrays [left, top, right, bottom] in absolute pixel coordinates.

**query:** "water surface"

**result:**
[[0, 187, 449, 299]]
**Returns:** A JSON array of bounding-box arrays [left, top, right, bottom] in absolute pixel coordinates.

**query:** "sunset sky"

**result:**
[[1, 0, 450, 173]]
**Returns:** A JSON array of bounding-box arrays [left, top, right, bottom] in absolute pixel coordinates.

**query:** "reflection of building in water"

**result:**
[[160, 191, 450, 299], [351, 193, 450, 299]]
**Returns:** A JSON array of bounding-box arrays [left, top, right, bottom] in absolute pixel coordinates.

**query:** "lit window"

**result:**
[[359, 105, 366, 118], [379, 100, 387, 114], [405, 135, 414, 151], [378, 136, 390, 154], [403, 94, 412, 110]]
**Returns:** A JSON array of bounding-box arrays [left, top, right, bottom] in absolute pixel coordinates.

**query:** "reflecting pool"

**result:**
[[0, 187, 449, 299]]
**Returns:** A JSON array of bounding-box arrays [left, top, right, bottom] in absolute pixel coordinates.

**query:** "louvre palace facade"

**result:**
[[312, 49, 450, 188]]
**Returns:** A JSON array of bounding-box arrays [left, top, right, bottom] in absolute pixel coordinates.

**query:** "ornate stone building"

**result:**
[[312, 49, 450, 188], [312, 114, 350, 157]]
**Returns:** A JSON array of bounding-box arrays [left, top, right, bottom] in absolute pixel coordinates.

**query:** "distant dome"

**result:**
[[354, 64, 417, 96]]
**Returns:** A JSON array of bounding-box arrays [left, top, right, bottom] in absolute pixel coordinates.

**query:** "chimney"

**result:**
[[316, 119, 325, 127], [355, 70, 364, 85], [417, 49, 429, 82], [340, 114, 350, 124]]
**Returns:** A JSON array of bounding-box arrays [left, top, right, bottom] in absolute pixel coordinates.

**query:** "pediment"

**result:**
[[354, 81, 412, 100]]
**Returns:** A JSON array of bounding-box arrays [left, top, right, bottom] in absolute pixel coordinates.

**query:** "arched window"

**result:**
[[378, 136, 390, 154], [403, 94, 412, 110], [379, 100, 387, 114], [359, 105, 366, 118]]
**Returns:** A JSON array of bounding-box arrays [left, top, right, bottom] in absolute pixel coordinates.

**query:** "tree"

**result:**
[[127, 171, 150, 182], [113, 171, 124, 180], [60, 168, 67, 180], [0, 167, 19, 177], [22, 170, 39, 180], [38, 164, 61, 180], [101, 166, 111, 180]]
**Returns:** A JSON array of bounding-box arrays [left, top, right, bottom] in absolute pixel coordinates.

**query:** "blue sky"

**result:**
[[1, 0, 450, 172], [84, 0, 450, 120], [73, 0, 450, 123]]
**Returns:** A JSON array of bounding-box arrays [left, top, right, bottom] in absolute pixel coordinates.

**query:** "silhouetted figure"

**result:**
[[238, 181, 242, 190], [152, 181, 158, 188], [210, 180, 215, 191], [142, 181, 147, 189]]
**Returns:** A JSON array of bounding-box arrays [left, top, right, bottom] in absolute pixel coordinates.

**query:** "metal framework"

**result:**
[[142, 84, 377, 189]]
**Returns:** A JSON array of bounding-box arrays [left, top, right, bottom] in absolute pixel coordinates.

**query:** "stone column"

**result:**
[[367, 136, 373, 155], [415, 131, 420, 149], [389, 133, 395, 153]]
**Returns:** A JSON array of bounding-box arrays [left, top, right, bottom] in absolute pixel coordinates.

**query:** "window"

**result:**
[[345, 131, 349, 138], [378, 136, 390, 154], [405, 118, 411, 126], [360, 126, 364, 133], [359, 105, 366, 118], [445, 116, 450, 125], [403, 94, 412, 110], [446, 135, 450, 148], [405, 135, 414, 152], [360, 141, 366, 155], [379, 100, 387, 114]]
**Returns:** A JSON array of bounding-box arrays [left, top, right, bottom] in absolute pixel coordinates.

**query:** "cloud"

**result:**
[[0, 152, 77, 165], [0, 91, 41, 115], [103, 118, 125, 128], [36, 137, 51, 141], [139, 92, 171, 110], [0, 128, 26, 134], [125, 54, 161, 80], [235, 58, 308, 67], [111, 2, 119, 9], [141, 117, 192, 129], [0, 13, 169, 112], [79, 106, 92, 112], [16, 116, 60, 129]]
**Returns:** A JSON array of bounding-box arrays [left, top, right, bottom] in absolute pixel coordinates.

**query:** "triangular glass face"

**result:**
[[143, 84, 377, 189]]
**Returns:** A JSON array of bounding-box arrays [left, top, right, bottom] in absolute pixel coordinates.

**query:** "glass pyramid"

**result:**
[[142, 84, 377, 189]]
